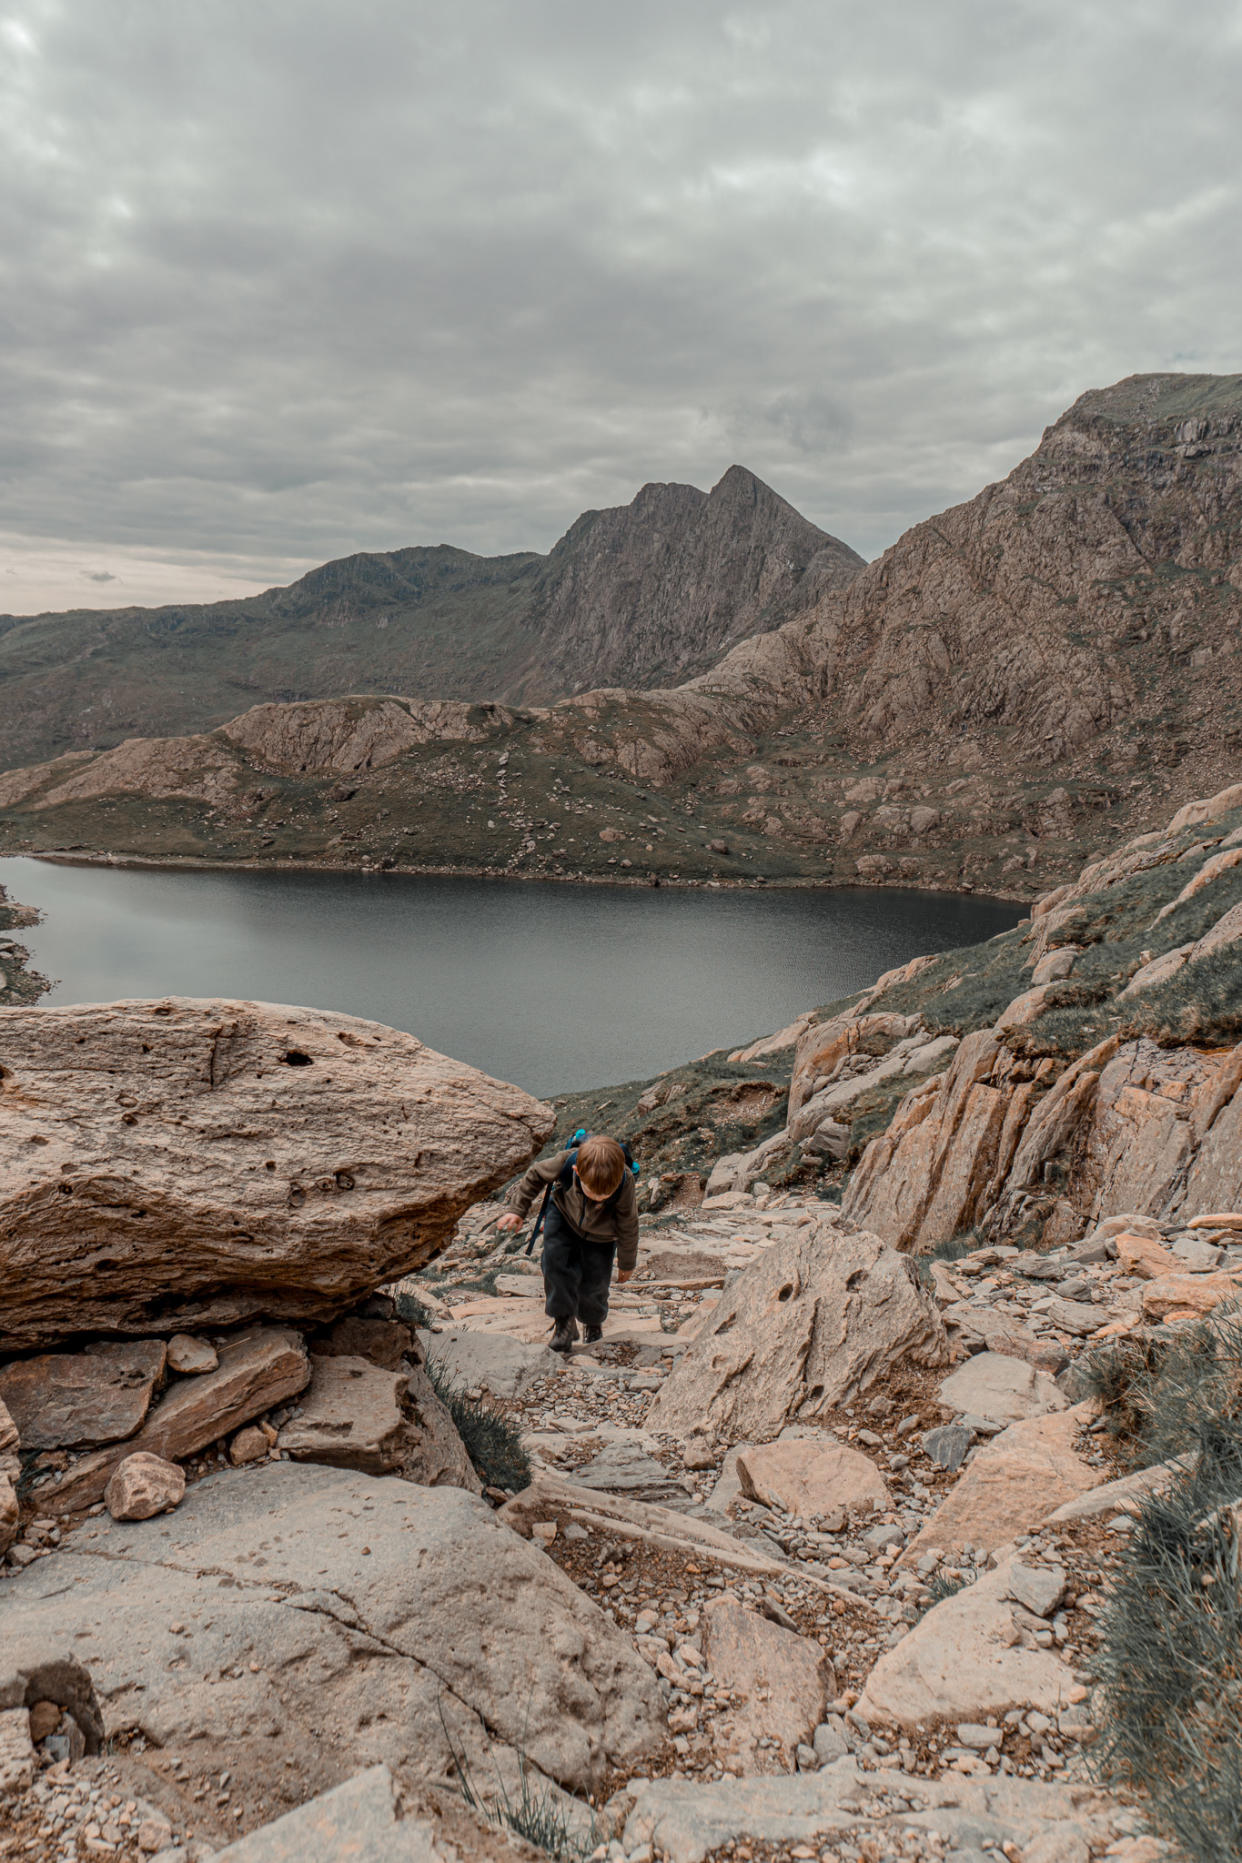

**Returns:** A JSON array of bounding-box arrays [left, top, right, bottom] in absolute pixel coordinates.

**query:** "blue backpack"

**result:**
[[523, 1129, 639, 1255]]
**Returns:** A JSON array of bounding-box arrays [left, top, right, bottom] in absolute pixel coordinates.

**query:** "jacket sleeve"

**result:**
[[614, 1175, 640, 1272], [506, 1151, 568, 1220]]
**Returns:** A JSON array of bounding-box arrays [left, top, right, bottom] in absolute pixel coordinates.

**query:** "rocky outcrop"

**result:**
[[834, 783, 1242, 1249], [0, 996, 551, 1349], [526, 465, 862, 696], [1, 1462, 665, 1795], [646, 1219, 949, 1445]]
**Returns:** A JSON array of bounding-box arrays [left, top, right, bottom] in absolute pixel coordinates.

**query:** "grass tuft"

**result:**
[[1090, 1304, 1242, 1861], [424, 1357, 531, 1494], [439, 1699, 599, 1861]]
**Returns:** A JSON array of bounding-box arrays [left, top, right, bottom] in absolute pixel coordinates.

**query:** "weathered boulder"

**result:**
[[0, 1463, 663, 1796], [735, 1439, 890, 1519], [647, 1219, 948, 1446], [905, 1406, 1098, 1559], [856, 1559, 1077, 1730], [0, 998, 553, 1350], [277, 1355, 408, 1474], [938, 1352, 1067, 1426], [104, 1452, 186, 1521], [41, 1325, 310, 1513], [0, 1341, 167, 1449], [700, 1597, 831, 1773]]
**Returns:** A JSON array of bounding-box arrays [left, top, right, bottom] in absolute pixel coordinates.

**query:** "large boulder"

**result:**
[[0, 998, 553, 1349], [0, 1462, 663, 1797], [646, 1218, 948, 1445]]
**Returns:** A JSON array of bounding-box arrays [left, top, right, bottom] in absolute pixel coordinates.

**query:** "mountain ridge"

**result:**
[[0, 466, 861, 772], [3, 372, 1241, 902]]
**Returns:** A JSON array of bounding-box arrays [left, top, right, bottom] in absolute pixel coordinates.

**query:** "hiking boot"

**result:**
[[582, 1324, 603, 1344], [550, 1317, 578, 1354]]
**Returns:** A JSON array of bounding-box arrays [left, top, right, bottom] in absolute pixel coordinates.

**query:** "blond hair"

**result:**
[[575, 1135, 626, 1198]]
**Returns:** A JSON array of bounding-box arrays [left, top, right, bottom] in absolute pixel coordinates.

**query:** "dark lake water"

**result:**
[[0, 858, 1021, 1098]]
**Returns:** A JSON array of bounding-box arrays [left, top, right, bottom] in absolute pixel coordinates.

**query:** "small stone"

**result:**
[[923, 1423, 974, 1471], [955, 1721, 998, 1748], [166, 1334, 219, 1376], [531, 1521, 558, 1545], [1006, 1563, 1065, 1618], [136, 1817, 173, 1854], [812, 1717, 850, 1762], [103, 1452, 186, 1522], [229, 1425, 269, 1467], [28, 1700, 61, 1743]]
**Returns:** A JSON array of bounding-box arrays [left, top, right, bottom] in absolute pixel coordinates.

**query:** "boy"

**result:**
[[496, 1135, 638, 1353]]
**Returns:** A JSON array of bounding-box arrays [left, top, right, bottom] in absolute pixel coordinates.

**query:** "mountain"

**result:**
[[3, 372, 1241, 901], [0, 467, 860, 772]]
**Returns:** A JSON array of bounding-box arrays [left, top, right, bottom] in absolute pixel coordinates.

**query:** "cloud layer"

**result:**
[[2, 0, 1240, 611]]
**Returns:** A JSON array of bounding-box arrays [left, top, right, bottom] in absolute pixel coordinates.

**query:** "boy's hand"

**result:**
[[495, 1212, 522, 1233], [617, 1269, 633, 1283]]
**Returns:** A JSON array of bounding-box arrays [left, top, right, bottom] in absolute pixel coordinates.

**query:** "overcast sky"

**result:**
[[2, 0, 1240, 614]]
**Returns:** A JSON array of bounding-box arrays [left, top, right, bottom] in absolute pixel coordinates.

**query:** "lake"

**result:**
[[0, 858, 1022, 1098]]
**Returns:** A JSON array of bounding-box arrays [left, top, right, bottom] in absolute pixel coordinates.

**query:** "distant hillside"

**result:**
[[4, 373, 1241, 902], [0, 467, 861, 771]]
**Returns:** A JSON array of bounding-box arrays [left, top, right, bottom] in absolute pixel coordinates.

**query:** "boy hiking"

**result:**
[[496, 1135, 638, 1353]]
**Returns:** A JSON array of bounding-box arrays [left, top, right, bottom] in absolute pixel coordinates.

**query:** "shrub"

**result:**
[[1092, 1305, 1242, 1862], [424, 1358, 531, 1494], [394, 1289, 434, 1330]]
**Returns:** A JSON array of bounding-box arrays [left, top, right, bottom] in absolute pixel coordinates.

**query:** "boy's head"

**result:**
[[574, 1135, 626, 1202]]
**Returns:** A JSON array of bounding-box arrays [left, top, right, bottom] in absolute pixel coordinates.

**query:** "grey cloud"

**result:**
[[82, 570, 116, 583], [0, 0, 1239, 607]]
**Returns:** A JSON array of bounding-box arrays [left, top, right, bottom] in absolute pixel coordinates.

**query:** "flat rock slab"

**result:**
[[736, 1439, 889, 1518], [0, 1341, 166, 1449], [856, 1560, 1077, 1730], [1142, 1270, 1242, 1320], [277, 1355, 406, 1474], [40, 1325, 310, 1513], [0, 997, 552, 1350], [572, 1443, 688, 1506], [213, 1763, 522, 1863], [617, 1760, 1126, 1863], [701, 1597, 829, 1773], [0, 1463, 662, 1796], [904, 1406, 1098, 1559], [648, 1219, 948, 1446], [421, 1327, 562, 1400], [939, 1352, 1067, 1426]]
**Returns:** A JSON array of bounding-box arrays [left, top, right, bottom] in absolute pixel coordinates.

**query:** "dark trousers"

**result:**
[[541, 1205, 615, 1325]]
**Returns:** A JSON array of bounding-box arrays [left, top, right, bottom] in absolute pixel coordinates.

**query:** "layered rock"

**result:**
[[0, 997, 551, 1349]]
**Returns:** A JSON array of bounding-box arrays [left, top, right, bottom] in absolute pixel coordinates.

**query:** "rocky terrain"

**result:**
[[0, 882, 44, 1009], [2, 372, 1242, 899], [0, 467, 859, 773], [5, 767, 1242, 1858]]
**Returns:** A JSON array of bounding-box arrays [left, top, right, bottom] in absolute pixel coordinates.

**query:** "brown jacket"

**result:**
[[507, 1149, 640, 1272]]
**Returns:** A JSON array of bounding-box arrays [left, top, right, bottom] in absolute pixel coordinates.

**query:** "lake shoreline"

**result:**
[[25, 847, 1033, 907]]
